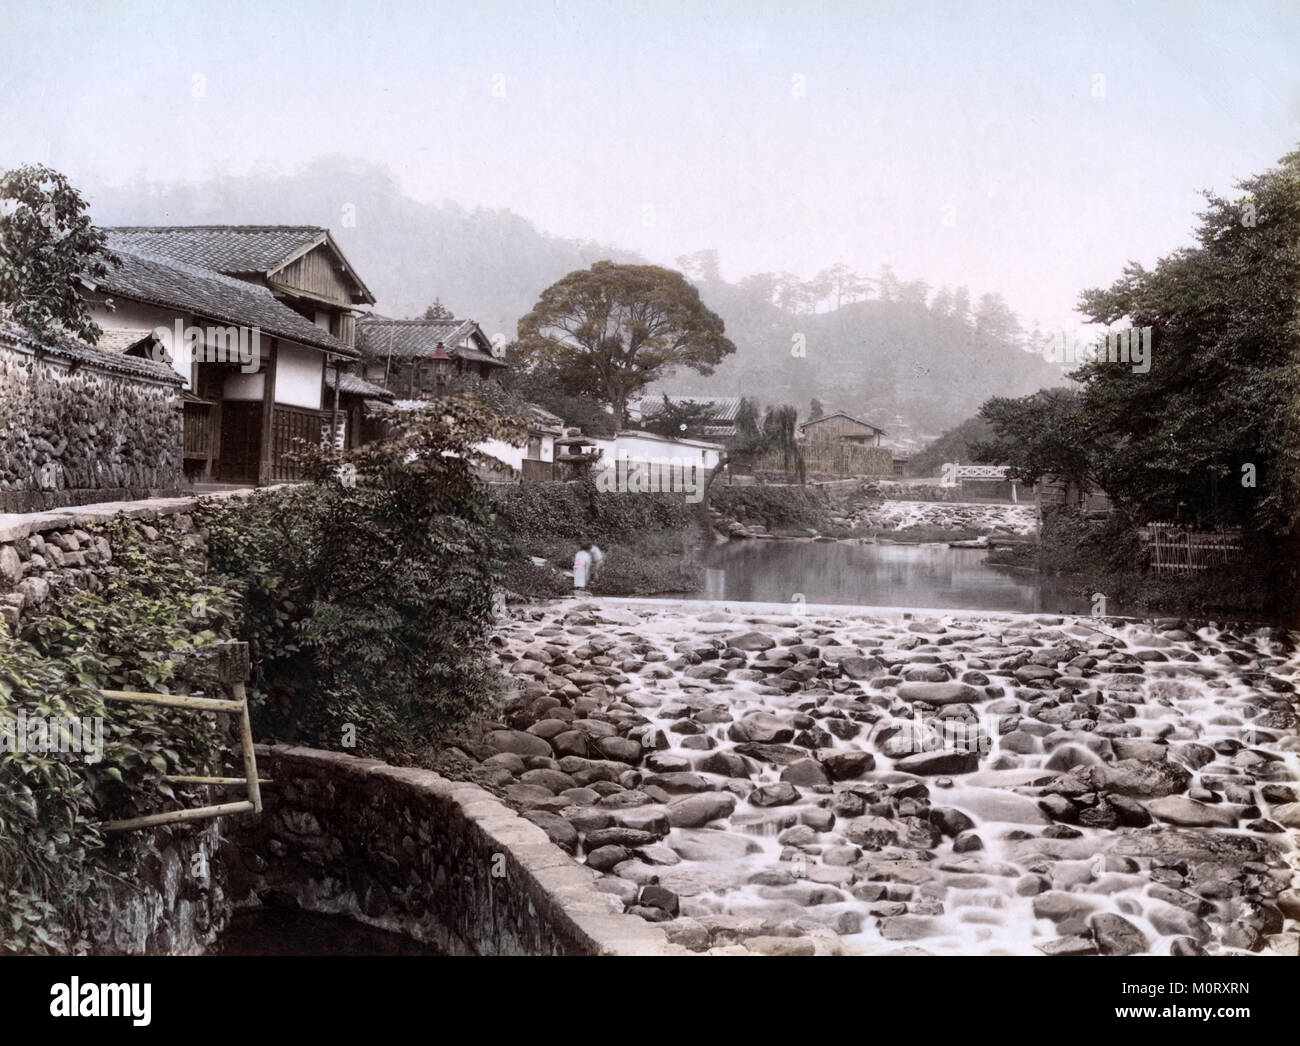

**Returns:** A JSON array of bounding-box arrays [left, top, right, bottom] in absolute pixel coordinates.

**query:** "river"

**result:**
[[698, 539, 1114, 615]]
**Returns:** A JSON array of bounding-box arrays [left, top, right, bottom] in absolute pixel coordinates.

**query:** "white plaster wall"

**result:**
[[273, 342, 324, 410]]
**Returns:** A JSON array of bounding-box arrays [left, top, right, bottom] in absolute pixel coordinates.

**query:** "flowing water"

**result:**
[[491, 601, 1300, 956]]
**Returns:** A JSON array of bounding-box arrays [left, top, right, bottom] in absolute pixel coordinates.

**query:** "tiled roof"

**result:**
[[799, 410, 887, 435], [105, 226, 376, 305], [0, 318, 184, 386], [90, 244, 359, 359], [96, 327, 164, 355], [355, 318, 506, 367], [106, 226, 324, 274], [641, 394, 742, 424], [326, 370, 395, 400]]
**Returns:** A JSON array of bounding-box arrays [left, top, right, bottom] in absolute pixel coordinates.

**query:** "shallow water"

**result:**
[[495, 603, 1300, 956], [700, 540, 1113, 615]]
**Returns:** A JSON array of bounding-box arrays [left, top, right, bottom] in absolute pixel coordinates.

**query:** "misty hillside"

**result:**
[[80, 157, 1069, 434], [80, 156, 642, 341], [652, 269, 1070, 435]]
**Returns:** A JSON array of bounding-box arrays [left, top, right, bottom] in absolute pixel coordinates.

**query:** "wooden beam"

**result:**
[[163, 775, 273, 786], [101, 800, 254, 833], [99, 690, 244, 713], [236, 681, 262, 814], [258, 337, 278, 486]]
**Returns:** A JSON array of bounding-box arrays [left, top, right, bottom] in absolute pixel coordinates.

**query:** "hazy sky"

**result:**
[[3, 0, 1297, 331]]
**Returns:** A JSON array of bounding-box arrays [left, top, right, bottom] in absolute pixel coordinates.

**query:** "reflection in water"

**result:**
[[700, 540, 1100, 615]]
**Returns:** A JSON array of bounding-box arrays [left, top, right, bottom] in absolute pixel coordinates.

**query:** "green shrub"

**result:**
[[711, 485, 832, 531], [204, 399, 517, 755], [2, 518, 241, 954]]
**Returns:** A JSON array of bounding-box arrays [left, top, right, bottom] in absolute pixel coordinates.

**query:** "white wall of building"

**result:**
[[89, 300, 191, 385], [273, 342, 324, 410], [478, 431, 555, 473], [597, 431, 722, 469]]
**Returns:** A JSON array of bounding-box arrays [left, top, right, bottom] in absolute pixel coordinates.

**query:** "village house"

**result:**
[[634, 394, 742, 440], [354, 316, 571, 483], [355, 317, 505, 398], [798, 410, 886, 447], [80, 225, 376, 485]]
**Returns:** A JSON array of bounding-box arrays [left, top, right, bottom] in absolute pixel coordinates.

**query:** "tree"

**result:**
[[1074, 147, 1300, 546], [675, 249, 722, 285], [0, 164, 115, 342], [498, 339, 616, 437], [516, 261, 736, 429], [762, 404, 806, 484], [808, 397, 825, 421], [729, 396, 766, 456], [815, 264, 869, 310], [974, 389, 1097, 493], [420, 299, 455, 320], [640, 395, 716, 440]]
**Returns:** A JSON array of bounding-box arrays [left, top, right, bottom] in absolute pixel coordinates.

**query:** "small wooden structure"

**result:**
[[97, 641, 266, 832], [1140, 523, 1245, 573], [798, 411, 886, 447]]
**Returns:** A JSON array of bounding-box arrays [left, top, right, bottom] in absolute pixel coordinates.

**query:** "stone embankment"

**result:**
[[445, 601, 1299, 956]]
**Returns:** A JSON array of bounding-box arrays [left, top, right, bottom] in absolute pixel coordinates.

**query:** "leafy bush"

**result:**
[[711, 485, 832, 532], [590, 545, 701, 596], [204, 398, 519, 755], [493, 479, 698, 550], [2, 518, 241, 954]]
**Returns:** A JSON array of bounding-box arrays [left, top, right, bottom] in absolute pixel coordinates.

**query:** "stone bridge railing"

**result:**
[[222, 746, 683, 956]]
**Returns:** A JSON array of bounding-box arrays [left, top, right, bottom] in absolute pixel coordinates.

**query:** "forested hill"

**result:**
[[81, 158, 1069, 433], [653, 260, 1070, 435]]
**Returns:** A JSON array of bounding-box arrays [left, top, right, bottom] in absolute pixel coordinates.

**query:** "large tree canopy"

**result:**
[[0, 164, 115, 343], [977, 147, 1300, 556], [516, 261, 736, 428]]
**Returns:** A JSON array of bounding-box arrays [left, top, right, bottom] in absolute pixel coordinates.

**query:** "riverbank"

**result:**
[[431, 598, 1300, 956]]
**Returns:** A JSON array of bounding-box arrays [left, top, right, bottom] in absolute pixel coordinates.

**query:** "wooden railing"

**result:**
[[1140, 523, 1245, 573], [96, 642, 266, 832]]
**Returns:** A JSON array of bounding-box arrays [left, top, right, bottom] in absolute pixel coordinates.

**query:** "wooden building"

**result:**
[[798, 410, 886, 446], [355, 317, 506, 399], [83, 226, 375, 485]]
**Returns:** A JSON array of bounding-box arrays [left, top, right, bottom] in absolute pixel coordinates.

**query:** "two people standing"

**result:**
[[573, 541, 603, 594]]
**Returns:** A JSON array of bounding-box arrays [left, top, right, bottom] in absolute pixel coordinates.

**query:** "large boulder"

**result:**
[[726, 631, 776, 651], [667, 792, 737, 828], [1146, 796, 1239, 828], [894, 750, 979, 775], [484, 729, 554, 758], [896, 682, 983, 706], [728, 713, 794, 744]]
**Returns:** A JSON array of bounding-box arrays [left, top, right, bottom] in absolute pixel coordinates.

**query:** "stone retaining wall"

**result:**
[[0, 324, 185, 513], [223, 746, 681, 956], [0, 490, 263, 629]]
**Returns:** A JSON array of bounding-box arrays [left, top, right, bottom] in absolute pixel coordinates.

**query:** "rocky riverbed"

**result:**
[[849, 499, 1038, 536], [448, 601, 1300, 956]]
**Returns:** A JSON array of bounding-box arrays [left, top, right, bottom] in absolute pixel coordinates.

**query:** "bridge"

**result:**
[[941, 463, 1020, 501]]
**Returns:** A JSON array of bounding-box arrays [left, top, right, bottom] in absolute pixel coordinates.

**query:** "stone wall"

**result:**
[[69, 818, 231, 955], [224, 746, 681, 956], [0, 324, 184, 514], [0, 494, 218, 629]]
